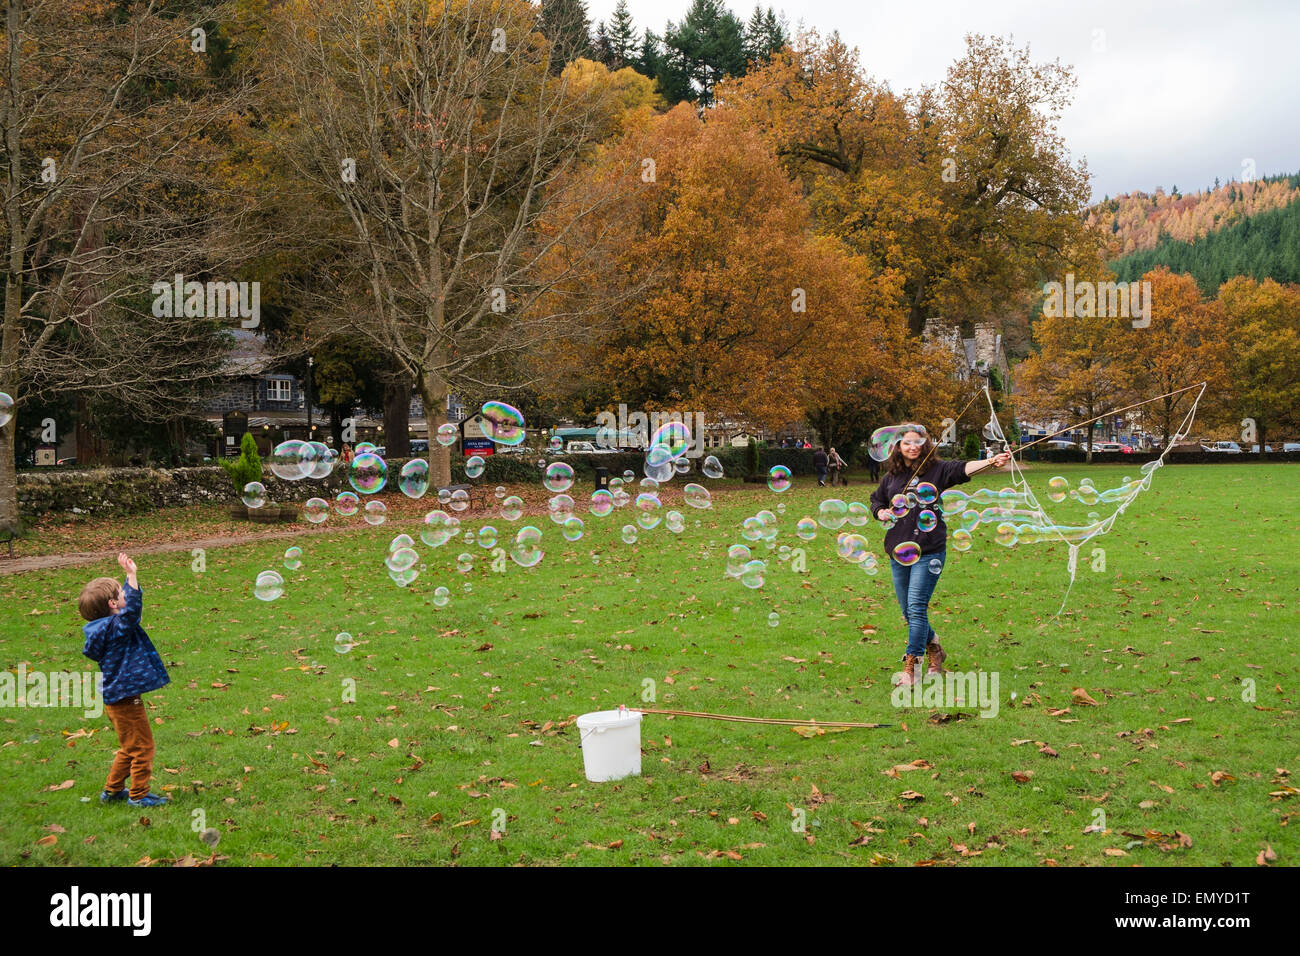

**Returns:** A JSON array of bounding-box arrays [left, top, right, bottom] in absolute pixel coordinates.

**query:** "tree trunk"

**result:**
[[383, 380, 411, 458], [420, 371, 451, 487]]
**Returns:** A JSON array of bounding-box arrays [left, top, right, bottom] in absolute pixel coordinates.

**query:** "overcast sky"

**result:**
[[587, 0, 1300, 202]]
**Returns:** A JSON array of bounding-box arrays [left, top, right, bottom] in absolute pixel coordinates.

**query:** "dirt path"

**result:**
[[0, 524, 360, 576]]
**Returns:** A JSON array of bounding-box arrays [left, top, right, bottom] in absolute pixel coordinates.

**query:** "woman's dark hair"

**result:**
[[885, 430, 936, 476]]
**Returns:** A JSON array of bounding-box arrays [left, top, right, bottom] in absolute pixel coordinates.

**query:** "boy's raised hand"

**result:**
[[118, 552, 138, 585]]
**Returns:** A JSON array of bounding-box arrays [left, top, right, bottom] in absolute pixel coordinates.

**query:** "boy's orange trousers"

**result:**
[[103, 697, 155, 799]]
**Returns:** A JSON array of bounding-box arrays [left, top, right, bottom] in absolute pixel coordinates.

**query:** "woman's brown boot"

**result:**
[[894, 654, 923, 687], [925, 640, 947, 675]]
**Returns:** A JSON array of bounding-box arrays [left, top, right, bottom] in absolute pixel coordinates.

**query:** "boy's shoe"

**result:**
[[127, 792, 171, 807], [100, 789, 129, 803]]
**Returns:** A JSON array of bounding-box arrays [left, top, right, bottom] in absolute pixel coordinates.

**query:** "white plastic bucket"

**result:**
[[576, 709, 642, 782]]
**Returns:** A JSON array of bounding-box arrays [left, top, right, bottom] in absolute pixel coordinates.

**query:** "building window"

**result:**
[[267, 379, 292, 402]]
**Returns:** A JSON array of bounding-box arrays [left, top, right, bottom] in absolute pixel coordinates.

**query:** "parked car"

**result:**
[[565, 441, 616, 454], [1283, 443, 1300, 453], [56, 457, 78, 466], [1248, 444, 1274, 453], [1202, 441, 1243, 454], [1045, 440, 1078, 450]]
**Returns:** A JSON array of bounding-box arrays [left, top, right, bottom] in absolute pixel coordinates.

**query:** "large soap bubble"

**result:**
[[481, 401, 526, 445], [349, 453, 388, 493], [399, 459, 430, 499]]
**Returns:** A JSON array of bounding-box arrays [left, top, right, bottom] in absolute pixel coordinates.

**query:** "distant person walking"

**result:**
[[828, 446, 847, 486], [866, 450, 881, 483], [813, 447, 829, 486]]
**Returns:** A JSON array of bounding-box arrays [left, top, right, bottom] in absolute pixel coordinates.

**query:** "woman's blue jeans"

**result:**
[[889, 550, 945, 658]]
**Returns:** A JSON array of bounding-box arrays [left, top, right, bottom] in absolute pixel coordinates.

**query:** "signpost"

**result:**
[[461, 414, 494, 457]]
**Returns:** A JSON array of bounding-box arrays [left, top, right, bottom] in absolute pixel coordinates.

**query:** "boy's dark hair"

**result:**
[[79, 577, 120, 621]]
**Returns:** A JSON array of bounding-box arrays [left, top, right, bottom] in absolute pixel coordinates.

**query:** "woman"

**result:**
[[869, 425, 1010, 686], [828, 446, 847, 486]]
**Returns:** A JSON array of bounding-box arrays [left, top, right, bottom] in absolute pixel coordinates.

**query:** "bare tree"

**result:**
[[0, 0, 259, 526], [265, 0, 636, 485]]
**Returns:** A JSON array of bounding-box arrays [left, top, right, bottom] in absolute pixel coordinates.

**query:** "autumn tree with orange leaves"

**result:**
[[540, 103, 918, 434]]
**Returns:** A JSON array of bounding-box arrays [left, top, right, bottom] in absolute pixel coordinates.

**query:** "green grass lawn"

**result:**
[[2, 463, 1296, 866]]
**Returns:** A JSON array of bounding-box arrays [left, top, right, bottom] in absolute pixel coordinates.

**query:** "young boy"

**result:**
[[80, 553, 171, 807]]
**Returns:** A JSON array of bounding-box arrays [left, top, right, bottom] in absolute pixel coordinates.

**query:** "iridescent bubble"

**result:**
[[612, 488, 631, 509], [635, 493, 661, 529], [254, 570, 284, 601], [547, 493, 575, 524], [562, 516, 584, 541], [939, 489, 968, 516], [364, 500, 387, 525], [544, 462, 574, 493], [456, 552, 474, 573], [480, 401, 526, 446], [768, 612, 780, 628], [283, 546, 302, 570], [665, 510, 685, 533], [702, 456, 724, 479], [778, 544, 791, 561], [917, 510, 937, 533], [420, 510, 454, 547], [916, 482, 938, 505], [269, 440, 309, 480], [893, 541, 921, 566], [0, 393, 12, 429], [649, 421, 692, 460], [305, 441, 333, 480], [868, 423, 926, 462], [462, 530, 477, 547], [349, 453, 388, 494], [388, 534, 414, 553], [334, 632, 352, 654], [725, 544, 751, 577], [836, 533, 869, 563], [928, 557, 943, 575], [1076, 484, 1099, 506], [510, 527, 545, 568], [438, 488, 452, 505], [847, 502, 869, 527], [1047, 476, 1069, 503], [242, 482, 266, 509], [537, 459, 547, 469], [477, 526, 498, 549], [776, 502, 786, 514], [906, 492, 918, 510], [740, 559, 766, 589], [589, 490, 614, 517], [861, 552, 879, 575], [951, 529, 973, 551], [795, 517, 817, 540], [549, 436, 563, 453], [432, 586, 451, 608], [386, 547, 419, 573], [449, 489, 470, 512], [767, 465, 792, 493], [741, 516, 765, 541], [639, 477, 660, 492], [683, 483, 711, 509], [436, 423, 459, 447], [622, 470, 635, 482], [355, 442, 377, 454], [495, 486, 507, 499], [621, 524, 638, 545], [995, 523, 1018, 547], [303, 497, 330, 524], [500, 495, 524, 521], [335, 491, 360, 516], [464, 456, 486, 480], [889, 494, 909, 518], [399, 459, 430, 499], [673, 458, 692, 476], [390, 567, 418, 587], [643, 444, 674, 482], [818, 499, 849, 529]]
